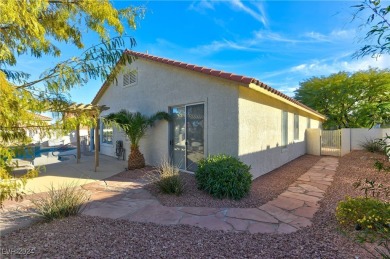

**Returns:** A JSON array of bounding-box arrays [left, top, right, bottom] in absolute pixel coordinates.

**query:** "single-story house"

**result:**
[[92, 50, 325, 178]]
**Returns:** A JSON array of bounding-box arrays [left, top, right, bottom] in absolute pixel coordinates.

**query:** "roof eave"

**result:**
[[248, 83, 326, 121]]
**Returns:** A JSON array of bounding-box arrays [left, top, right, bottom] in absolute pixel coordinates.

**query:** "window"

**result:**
[[294, 114, 299, 140], [123, 71, 137, 87], [102, 123, 113, 144], [307, 118, 311, 129], [281, 111, 288, 147]]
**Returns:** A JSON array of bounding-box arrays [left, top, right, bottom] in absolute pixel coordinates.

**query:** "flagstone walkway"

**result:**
[[81, 157, 338, 234]]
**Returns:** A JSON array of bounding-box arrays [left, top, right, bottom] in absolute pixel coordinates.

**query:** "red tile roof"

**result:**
[[92, 50, 325, 119], [34, 113, 52, 121]]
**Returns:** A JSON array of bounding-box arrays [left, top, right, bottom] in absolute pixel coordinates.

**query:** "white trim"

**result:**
[[169, 101, 206, 172]]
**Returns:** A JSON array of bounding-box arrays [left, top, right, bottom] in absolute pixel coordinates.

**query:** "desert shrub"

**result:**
[[336, 197, 389, 231], [195, 154, 252, 200], [353, 178, 390, 199], [154, 160, 184, 196], [374, 160, 390, 173], [360, 138, 384, 154], [32, 183, 90, 221]]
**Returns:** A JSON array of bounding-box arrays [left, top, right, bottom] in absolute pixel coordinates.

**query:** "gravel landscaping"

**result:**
[[1, 151, 388, 258], [145, 154, 321, 208]]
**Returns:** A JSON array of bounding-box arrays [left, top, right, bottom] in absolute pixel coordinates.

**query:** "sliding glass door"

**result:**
[[170, 103, 205, 171]]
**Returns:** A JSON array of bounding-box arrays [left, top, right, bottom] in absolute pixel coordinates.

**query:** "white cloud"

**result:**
[[304, 32, 329, 42], [190, 38, 264, 55], [289, 54, 390, 76], [254, 31, 302, 43], [188, 0, 215, 13], [228, 0, 268, 27], [303, 29, 356, 42], [257, 54, 390, 96]]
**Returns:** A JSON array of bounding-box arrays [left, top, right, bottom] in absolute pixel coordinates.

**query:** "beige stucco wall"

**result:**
[[350, 128, 390, 150], [96, 58, 239, 166], [340, 128, 351, 156], [238, 87, 322, 178], [306, 128, 321, 156]]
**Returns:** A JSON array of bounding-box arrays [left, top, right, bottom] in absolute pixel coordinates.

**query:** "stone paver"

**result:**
[[1, 157, 338, 236], [248, 222, 277, 234], [180, 215, 233, 231], [225, 218, 249, 231], [293, 206, 318, 219], [258, 203, 298, 223], [126, 204, 184, 225], [178, 207, 222, 216], [277, 223, 297, 234], [280, 191, 321, 203], [226, 208, 278, 223], [268, 196, 305, 210]]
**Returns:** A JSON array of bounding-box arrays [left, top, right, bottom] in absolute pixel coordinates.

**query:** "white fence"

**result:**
[[306, 128, 390, 157], [321, 130, 341, 156]]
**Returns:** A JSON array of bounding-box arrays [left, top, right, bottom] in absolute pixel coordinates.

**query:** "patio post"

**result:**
[[94, 122, 99, 172], [76, 123, 81, 163]]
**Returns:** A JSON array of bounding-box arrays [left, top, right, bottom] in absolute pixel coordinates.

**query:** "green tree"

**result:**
[[294, 68, 390, 129], [104, 110, 170, 170], [352, 0, 390, 58], [0, 0, 144, 206]]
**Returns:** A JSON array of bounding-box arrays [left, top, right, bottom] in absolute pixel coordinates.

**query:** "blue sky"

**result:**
[[16, 0, 390, 104]]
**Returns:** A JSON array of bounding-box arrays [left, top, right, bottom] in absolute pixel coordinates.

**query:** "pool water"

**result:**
[[13, 146, 76, 159]]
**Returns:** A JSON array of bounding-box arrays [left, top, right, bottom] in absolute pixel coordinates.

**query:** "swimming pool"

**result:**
[[13, 146, 76, 160]]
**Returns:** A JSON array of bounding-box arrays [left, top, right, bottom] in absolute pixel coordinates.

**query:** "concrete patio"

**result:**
[[17, 152, 127, 194], [1, 153, 127, 236]]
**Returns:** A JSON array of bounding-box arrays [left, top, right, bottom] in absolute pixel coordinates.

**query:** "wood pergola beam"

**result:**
[[54, 103, 109, 170]]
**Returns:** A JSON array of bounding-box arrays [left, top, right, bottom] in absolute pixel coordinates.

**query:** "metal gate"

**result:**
[[321, 130, 341, 156]]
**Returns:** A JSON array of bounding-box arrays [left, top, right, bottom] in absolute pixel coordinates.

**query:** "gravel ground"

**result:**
[[1, 151, 388, 258], [145, 155, 321, 208]]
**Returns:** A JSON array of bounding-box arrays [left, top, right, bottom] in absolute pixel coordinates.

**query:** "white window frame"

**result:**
[[294, 114, 299, 141], [101, 122, 113, 145], [281, 111, 288, 147]]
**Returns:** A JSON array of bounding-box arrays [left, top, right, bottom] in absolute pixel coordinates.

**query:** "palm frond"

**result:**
[[103, 110, 170, 147]]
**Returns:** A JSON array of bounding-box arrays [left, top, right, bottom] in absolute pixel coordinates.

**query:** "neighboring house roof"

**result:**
[[92, 50, 326, 120], [34, 113, 52, 121]]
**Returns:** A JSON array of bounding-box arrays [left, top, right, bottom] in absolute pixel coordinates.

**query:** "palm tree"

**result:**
[[104, 110, 170, 170]]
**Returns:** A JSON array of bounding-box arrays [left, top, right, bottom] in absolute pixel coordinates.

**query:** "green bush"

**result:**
[[195, 154, 252, 200], [360, 138, 385, 154], [32, 183, 90, 221], [336, 197, 390, 231], [154, 160, 184, 196]]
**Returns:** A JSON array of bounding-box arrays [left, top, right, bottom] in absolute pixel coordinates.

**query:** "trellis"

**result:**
[[64, 103, 109, 171]]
